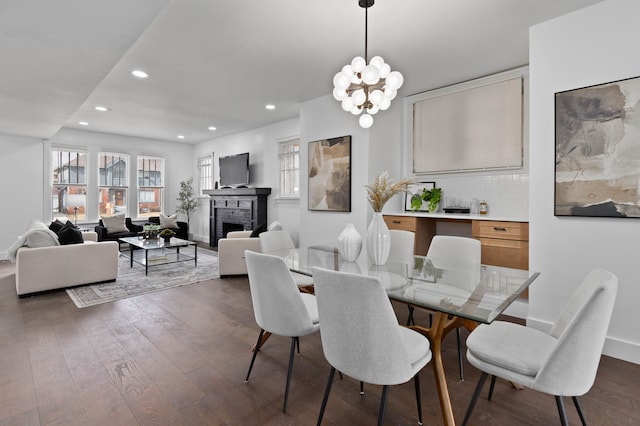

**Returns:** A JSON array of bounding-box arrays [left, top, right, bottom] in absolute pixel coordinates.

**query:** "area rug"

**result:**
[[66, 247, 219, 308]]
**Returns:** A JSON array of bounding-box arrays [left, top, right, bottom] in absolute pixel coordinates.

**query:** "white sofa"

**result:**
[[15, 231, 119, 296], [217, 230, 261, 277]]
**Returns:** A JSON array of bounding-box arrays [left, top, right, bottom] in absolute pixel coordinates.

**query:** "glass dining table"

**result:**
[[266, 245, 540, 426]]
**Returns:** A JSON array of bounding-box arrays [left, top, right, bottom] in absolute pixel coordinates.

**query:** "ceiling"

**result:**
[[0, 0, 603, 144]]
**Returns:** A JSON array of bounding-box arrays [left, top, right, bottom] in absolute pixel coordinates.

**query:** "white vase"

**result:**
[[366, 212, 390, 265], [337, 223, 362, 262]]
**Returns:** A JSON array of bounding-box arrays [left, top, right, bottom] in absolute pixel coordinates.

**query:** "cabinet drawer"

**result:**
[[384, 215, 417, 232], [472, 221, 528, 241], [478, 238, 529, 270]]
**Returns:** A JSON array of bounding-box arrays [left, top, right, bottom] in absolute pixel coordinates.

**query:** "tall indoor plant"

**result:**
[[364, 172, 414, 265], [176, 177, 199, 235]]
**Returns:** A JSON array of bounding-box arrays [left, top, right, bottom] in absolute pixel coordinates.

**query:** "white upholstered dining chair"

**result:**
[[259, 230, 314, 290], [311, 266, 432, 425], [462, 268, 618, 426], [388, 229, 415, 265], [244, 250, 320, 413], [408, 235, 481, 380]]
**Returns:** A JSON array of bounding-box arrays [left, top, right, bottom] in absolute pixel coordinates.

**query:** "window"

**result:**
[[197, 155, 213, 195], [99, 152, 129, 217], [137, 156, 164, 218], [410, 73, 524, 173], [51, 148, 87, 223], [278, 139, 300, 198]]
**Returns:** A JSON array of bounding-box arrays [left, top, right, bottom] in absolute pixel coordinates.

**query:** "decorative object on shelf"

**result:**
[[159, 228, 176, 242], [176, 177, 199, 232], [364, 171, 414, 265], [332, 0, 404, 129], [409, 184, 442, 213], [337, 223, 362, 262], [143, 224, 161, 239], [479, 200, 488, 215], [308, 136, 352, 212]]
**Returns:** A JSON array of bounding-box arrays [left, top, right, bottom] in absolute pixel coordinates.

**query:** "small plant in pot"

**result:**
[[159, 228, 175, 242], [410, 186, 442, 212]]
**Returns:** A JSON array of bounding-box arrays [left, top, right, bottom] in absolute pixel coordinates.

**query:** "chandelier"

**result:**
[[332, 0, 404, 128]]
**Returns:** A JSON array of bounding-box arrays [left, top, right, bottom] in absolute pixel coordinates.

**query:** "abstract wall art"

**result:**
[[555, 75, 640, 218], [308, 135, 351, 212]]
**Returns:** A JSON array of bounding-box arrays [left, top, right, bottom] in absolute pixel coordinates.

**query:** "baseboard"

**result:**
[[0, 251, 7, 261]]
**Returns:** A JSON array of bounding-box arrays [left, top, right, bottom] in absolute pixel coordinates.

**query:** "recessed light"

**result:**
[[79, 121, 89, 126], [132, 70, 148, 78], [208, 126, 217, 131], [177, 135, 185, 139], [265, 104, 276, 110], [95, 106, 109, 112]]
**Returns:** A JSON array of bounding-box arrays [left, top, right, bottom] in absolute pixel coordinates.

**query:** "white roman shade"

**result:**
[[413, 77, 523, 173]]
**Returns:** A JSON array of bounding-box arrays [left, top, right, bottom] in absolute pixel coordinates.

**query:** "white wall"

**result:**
[[0, 134, 45, 256], [0, 128, 194, 259], [529, 0, 640, 363], [193, 118, 301, 243], [299, 95, 373, 248]]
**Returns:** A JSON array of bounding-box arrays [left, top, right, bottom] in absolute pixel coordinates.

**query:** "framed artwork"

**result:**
[[308, 135, 351, 212], [405, 181, 435, 211], [555, 75, 640, 218]]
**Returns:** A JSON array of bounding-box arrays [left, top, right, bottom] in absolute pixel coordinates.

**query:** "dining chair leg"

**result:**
[[296, 337, 300, 354], [462, 371, 488, 426], [456, 328, 464, 381], [283, 337, 298, 413], [555, 395, 569, 426], [488, 375, 497, 400], [406, 306, 415, 326], [572, 396, 587, 426], [317, 367, 336, 426], [245, 329, 265, 382], [377, 385, 390, 426], [414, 372, 423, 426]]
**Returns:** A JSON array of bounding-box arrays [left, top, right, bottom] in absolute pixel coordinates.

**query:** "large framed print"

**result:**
[[405, 181, 435, 211], [555, 75, 640, 218], [308, 135, 351, 212]]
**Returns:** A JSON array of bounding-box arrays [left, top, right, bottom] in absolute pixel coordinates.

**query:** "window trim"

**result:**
[[277, 138, 300, 199]]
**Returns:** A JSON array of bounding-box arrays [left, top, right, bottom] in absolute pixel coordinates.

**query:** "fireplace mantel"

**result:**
[[204, 188, 271, 247]]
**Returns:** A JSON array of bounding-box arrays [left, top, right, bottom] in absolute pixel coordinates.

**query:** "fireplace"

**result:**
[[222, 222, 245, 237], [205, 187, 271, 247]]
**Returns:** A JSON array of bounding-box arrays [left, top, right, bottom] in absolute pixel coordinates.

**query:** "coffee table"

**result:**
[[118, 236, 197, 275]]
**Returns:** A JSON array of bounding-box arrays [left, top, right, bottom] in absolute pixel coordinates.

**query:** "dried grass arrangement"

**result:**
[[365, 171, 415, 212]]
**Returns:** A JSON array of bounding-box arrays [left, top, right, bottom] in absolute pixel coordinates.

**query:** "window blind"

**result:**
[[413, 77, 523, 173]]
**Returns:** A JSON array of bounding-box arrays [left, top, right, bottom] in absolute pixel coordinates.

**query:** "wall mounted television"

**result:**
[[219, 152, 250, 188]]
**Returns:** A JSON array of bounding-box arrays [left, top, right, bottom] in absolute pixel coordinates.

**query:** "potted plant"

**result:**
[[143, 224, 161, 239], [159, 228, 176, 242], [410, 186, 442, 213], [176, 177, 199, 236]]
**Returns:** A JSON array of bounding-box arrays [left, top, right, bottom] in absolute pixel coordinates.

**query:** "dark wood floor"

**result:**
[[1, 260, 638, 425]]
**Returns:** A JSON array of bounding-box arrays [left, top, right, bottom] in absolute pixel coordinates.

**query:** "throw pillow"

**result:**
[[268, 221, 283, 231], [49, 219, 65, 233], [25, 227, 60, 248], [101, 214, 128, 234], [159, 213, 179, 229], [6, 234, 27, 263], [58, 223, 84, 245], [250, 223, 268, 238]]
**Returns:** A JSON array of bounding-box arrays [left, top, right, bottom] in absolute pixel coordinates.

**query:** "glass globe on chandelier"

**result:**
[[332, 0, 404, 129]]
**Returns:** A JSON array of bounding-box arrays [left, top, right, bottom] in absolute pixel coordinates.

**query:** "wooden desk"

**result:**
[[384, 214, 529, 269]]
